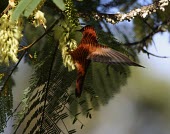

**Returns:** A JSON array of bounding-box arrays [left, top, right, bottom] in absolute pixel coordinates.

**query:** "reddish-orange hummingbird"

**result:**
[[69, 25, 144, 97]]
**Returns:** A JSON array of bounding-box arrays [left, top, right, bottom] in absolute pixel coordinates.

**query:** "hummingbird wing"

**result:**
[[87, 45, 144, 67]]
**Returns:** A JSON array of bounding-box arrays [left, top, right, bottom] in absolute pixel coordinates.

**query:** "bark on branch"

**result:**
[[79, 0, 170, 24]]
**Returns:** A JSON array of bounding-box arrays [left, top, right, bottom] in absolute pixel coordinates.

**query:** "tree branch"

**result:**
[[0, 51, 25, 92], [18, 18, 60, 52], [87, 0, 170, 24], [124, 15, 170, 46], [125, 28, 156, 46], [141, 48, 170, 58], [0, 0, 16, 17], [6, 101, 22, 123], [0, 4, 11, 17]]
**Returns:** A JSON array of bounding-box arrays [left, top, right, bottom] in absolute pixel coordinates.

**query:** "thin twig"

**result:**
[[64, 92, 85, 126], [142, 48, 170, 58], [64, 105, 85, 127], [125, 16, 170, 46], [13, 85, 47, 134], [141, 17, 155, 31], [0, 51, 26, 92], [124, 26, 158, 46], [18, 19, 60, 52], [6, 101, 22, 123], [101, 20, 112, 34], [55, 92, 85, 132], [0, 4, 11, 17], [61, 119, 69, 134]]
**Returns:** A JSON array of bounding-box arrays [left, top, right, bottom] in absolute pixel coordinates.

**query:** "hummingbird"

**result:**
[[69, 25, 144, 97]]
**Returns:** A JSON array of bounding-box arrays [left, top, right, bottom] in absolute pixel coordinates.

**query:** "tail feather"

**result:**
[[75, 74, 85, 97]]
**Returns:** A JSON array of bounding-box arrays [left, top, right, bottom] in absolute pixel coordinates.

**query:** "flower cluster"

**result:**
[[55, 0, 80, 71], [0, 11, 23, 65], [31, 0, 46, 28], [64, 0, 79, 27], [32, 10, 47, 29], [61, 40, 77, 71], [58, 26, 77, 71]]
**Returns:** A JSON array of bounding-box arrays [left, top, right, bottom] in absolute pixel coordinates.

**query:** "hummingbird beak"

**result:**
[[76, 28, 83, 32]]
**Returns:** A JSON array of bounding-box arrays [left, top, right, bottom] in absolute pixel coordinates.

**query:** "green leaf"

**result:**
[[52, 0, 65, 11], [72, 118, 77, 124], [81, 124, 84, 129], [86, 112, 89, 118], [86, 108, 93, 112], [23, 0, 42, 17], [79, 100, 86, 105], [60, 113, 68, 119], [89, 113, 92, 119], [75, 112, 81, 116], [11, 0, 42, 21], [68, 129, 76, 134], [11, 0, 32, 21]]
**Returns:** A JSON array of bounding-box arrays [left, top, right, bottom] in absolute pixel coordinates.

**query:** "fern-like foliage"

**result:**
[[0, 64, 15, 133], [13, 33, 78, 133], [0, 78, 13, 133]]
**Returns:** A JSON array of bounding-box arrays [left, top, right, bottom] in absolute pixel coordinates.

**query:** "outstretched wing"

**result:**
[[87, 45, 144, 67]]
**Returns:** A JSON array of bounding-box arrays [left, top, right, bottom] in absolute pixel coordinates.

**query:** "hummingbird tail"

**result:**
[[75, 74, 85, 97]]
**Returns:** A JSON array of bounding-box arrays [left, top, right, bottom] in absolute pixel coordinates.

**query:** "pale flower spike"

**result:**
[[0, 10, 23, 65], [33, 10, 47, 29]]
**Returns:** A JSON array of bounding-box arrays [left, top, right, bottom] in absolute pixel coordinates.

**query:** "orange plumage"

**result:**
[[69, 25, 144, 97]]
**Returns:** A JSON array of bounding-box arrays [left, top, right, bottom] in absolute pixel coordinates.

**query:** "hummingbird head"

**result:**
[[77, 25, 97, 37]]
